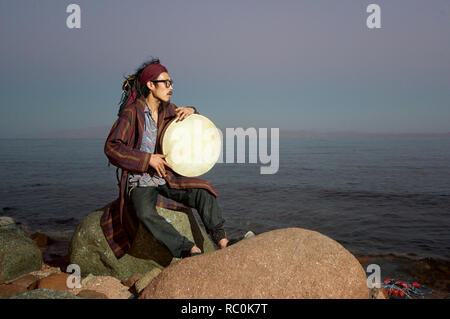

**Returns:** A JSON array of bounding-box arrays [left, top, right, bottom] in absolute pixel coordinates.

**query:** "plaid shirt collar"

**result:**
[[137, 96, 176, 118]]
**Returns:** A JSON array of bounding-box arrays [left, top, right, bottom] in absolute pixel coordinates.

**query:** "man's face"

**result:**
[[147, 72, 173, 103]]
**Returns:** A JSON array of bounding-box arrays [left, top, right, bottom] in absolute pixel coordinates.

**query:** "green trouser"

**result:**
[[130, 183, 226, 258]]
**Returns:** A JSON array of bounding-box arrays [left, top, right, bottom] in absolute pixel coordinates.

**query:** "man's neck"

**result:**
[[144, 94, 161, 114]]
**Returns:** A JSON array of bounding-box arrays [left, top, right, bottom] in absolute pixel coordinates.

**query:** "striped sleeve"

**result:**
[[104, 108, 151, 173]]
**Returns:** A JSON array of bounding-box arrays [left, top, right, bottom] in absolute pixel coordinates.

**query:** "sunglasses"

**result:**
[[151, 79, 174, 88]]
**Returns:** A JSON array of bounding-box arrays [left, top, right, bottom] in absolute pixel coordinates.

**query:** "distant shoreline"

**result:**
[[2, 129, 450, 139]]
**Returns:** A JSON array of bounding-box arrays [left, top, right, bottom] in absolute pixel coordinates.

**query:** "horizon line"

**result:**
[[2, 127, 450, 139]]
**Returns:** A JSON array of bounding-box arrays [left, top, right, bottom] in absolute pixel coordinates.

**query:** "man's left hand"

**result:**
[[174, 107, 195, 122]]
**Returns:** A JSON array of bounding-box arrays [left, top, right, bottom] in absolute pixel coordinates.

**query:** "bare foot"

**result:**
[[217, 238, 229, 249], [190, 245, 202, 254]]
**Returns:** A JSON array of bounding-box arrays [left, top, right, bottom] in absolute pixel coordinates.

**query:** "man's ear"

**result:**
[[146, 81, 154, 91]]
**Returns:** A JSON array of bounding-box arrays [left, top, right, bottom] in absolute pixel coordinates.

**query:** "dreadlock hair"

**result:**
[[117, 57, 161, 116]]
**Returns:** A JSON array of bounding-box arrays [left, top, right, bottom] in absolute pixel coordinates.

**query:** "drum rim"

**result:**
[[161, 114, 221, 177]]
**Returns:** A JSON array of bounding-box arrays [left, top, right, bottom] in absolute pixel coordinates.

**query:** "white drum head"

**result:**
[[162, 114, 222, 177]]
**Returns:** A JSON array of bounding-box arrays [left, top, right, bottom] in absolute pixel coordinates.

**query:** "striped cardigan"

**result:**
[[101, 96, 218, 258]]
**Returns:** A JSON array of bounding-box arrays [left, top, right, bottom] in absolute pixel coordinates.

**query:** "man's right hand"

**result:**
[[149, 154, 173, 178]]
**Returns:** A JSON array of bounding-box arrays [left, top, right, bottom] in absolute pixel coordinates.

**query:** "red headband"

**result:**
[[123, 63, 169, 109], [139, 63, 168, 85]]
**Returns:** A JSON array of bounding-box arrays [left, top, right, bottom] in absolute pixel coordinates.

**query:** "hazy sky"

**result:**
[[0, 0, 449, 138]]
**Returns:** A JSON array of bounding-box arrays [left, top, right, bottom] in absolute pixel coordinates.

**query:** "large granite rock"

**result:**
[[0, 217, 42, 284], [69, 204, 216, 280], [127, 207, 216, 265], [139, 228, 369, 299]]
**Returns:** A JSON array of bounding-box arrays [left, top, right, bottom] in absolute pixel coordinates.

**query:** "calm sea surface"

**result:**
[[0, 137, 449, 261]]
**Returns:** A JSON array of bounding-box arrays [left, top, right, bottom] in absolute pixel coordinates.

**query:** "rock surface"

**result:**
[[134, 268, 162, 294], [29, 264, 62, 279], [0, 283, 29, 299], [121, 273, 144, 288], [71, 276, 132, 299], [69, 204, 215, 280], [5, 288, 80, 299], [0, 218, 43, 284], [0, 274, 40, 298], [126, 206, 216, 266], [76, 289, 108, 299], [37, 273, 71, 291], [0, 217, 16, 229], [0, 216, 32, 237], [139, 228, 369, 299], [69, 209, 162, 280], [369, 287, 388, 299]]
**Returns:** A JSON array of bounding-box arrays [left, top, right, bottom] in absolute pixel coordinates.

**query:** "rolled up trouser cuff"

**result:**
[[180, 240, 195, 258], [208, 222, 227, 245]]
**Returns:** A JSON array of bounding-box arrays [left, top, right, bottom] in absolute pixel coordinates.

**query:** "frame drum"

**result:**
[[161, 114, 222, 177]]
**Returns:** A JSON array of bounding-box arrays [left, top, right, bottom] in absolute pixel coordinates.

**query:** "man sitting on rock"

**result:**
[[103, 58, 229, 258]]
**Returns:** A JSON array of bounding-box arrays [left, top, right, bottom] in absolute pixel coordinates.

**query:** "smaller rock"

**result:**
[[37, 273, 71, 291], [77, 289, 108, 299], [15, 274, 40, 290], [3, 274, 39, 287], [0, 216, 15, 227], [135, 268, 162, 294], [0, 216, 25, 235], [72, 276, 132, 299], [81, 273, 96, 286], [0, 284, 25, 299], [0, 274, 39, 298], [121, 273, 144, 288], [29, 263, 62, 279], [369, 287, 389, 299]]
